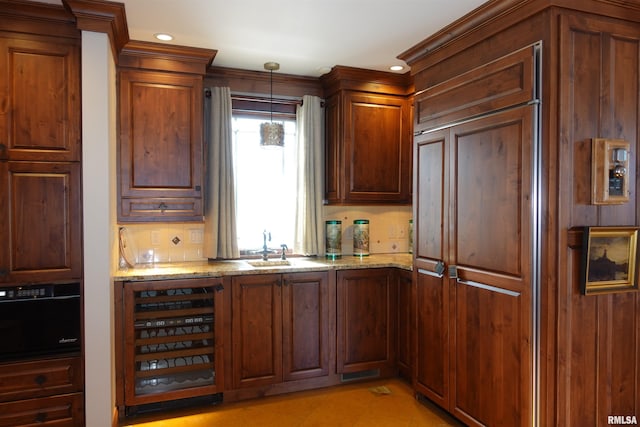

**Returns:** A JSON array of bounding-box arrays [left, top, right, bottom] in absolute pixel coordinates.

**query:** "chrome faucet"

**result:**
[[261, 230, 271, 261]]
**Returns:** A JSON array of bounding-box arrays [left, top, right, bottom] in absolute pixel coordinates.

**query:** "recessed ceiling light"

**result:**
[[390, 65, 404, 72], [154, 33, 174, 41]]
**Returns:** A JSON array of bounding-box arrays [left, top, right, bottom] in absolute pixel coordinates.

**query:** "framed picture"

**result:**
[[581, 226, 639, 294]]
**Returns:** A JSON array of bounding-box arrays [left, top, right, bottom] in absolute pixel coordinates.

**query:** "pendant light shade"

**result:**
[[261, 61, 285, 147]]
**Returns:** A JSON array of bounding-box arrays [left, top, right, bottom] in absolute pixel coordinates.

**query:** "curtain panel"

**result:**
[[294, 95, 325, 256], [203, 87, 240, 259]]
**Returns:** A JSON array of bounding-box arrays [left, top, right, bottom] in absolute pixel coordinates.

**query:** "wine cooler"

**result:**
[[122, 278, 224, 410]]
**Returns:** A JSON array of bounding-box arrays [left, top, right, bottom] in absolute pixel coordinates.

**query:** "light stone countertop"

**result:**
[[113, 253, 413, 282]]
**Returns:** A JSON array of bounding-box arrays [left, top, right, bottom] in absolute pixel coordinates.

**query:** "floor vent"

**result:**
[[341, 369, 380, 383]]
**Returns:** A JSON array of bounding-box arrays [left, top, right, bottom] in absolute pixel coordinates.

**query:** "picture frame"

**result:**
[[581, 226, 639, 295]]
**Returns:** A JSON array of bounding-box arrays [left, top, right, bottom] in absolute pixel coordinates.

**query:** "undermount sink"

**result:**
[[246, 259, 291, 267]]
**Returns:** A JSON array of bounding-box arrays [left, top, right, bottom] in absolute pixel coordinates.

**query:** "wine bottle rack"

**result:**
[[122, 278, 223, 406]]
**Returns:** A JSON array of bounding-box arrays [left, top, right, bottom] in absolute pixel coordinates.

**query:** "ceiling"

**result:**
[[38, 0, 488, 77]]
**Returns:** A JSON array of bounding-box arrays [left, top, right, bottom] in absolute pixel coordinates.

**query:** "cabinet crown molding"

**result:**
[[119, 39, 217, 75]]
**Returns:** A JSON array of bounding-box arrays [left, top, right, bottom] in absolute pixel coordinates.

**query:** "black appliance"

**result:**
[[0, 282, 81, 361]]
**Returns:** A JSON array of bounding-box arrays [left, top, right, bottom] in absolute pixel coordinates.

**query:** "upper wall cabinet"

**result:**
[[117, 41, 216, 222], [321, 67, 412, 205], [0, 33, 80, 162]]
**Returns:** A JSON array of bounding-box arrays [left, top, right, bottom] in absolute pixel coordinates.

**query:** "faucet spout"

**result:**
[[261, 230, 271, 261]]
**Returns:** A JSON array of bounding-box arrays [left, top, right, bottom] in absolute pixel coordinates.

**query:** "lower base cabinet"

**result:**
[[336, 268, 397, 377], [227, 271, 335, 397], [0, 356, 84, 427]]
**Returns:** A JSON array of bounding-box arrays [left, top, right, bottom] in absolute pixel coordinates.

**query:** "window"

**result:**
[[232, 116, 297, 254]]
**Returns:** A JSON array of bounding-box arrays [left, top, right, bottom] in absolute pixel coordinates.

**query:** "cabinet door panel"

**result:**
[[448, 106, 533, 426], [282, 271, 331, 381], [0, 162, 81, 282], [344, 93, 411, 203], [0, 37, 80, 162], [118, 69, 203, 222], [453, 107, 533, 285], [231, 274, 282, 388], [337, 269, 396, 373], [414, 130, 448, 265], [414, 269, 449, 407]]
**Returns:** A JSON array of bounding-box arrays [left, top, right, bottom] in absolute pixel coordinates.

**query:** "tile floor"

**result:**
[[121, 379, 464, 427]]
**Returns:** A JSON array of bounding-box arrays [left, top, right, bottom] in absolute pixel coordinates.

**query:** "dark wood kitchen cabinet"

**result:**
[[114, 278, 224, 415], [227, 271, 335, 398], [336, 268, 397, 377], [0, 31, 80, 162], [0, 6, 84, 425], [321, 67, 412, 205], [0, 357, 84, 427], [0, 161, 82, 283], [117, 41, 216, 222]]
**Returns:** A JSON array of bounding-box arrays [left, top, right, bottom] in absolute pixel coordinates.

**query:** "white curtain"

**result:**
[[203, 87, 239, 259], [293, 95, 324, 256]]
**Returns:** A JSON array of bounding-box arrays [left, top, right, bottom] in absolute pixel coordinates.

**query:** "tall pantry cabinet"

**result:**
[[0, 6, 82, 283], [401, 1, 640, 426], [0, 3, 84, 426]]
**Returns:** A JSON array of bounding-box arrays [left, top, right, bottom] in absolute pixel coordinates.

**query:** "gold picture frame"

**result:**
[[581, 226, 639, 294]]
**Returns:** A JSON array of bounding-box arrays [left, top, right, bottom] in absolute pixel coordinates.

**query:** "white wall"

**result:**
[[81, 31, 117, 427]]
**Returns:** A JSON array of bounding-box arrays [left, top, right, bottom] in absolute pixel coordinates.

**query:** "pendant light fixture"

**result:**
[[260, 61, 285, 147]]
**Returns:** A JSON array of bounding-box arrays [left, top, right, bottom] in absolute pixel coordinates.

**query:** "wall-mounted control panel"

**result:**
[[591, 138, 631, 205]]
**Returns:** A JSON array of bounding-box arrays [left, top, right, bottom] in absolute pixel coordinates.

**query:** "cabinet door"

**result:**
[[324, 91, 411, 205], [282, 271, 332, 382], [336, 268, 396, 374], [342, 92, 411, 203], [118, 69, 203, 222], [231, 274, 282, 388], [448, 106, 533, 427], [0, 161, 81, 283], [413, 129, 450, 407], [0, 35, 80, 162]]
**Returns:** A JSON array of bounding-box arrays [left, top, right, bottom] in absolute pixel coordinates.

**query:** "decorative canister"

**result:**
[[325, 220, 342, 259], [408, 219, 413, 254], [353, 219, 370, 256]]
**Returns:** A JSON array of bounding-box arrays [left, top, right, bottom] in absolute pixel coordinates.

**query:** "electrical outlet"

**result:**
[[189, 229, 203, 244]]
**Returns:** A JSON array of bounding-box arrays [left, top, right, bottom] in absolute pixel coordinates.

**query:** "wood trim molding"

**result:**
[[399, 0, 640, 74], [119, 40, 217, 75], [206, 66, 323, 98], [320, 65, 413, 97], [0, 0, 78, 38], [63, 0, 129, 57]]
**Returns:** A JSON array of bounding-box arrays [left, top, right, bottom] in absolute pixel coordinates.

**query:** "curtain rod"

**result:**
[[204, 89, 302, 105]]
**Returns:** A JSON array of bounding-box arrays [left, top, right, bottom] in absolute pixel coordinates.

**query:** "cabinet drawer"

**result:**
[[120, 197, 203, 222], [0, 357, 82, 402], [0, 393, 83, 427]]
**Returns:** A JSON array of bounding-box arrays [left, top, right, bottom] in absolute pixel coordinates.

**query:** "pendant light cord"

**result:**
[[269, 68, 273, 123]]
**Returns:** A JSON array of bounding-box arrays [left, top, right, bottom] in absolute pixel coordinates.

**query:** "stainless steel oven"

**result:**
[[0, 282, 81, 361]]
